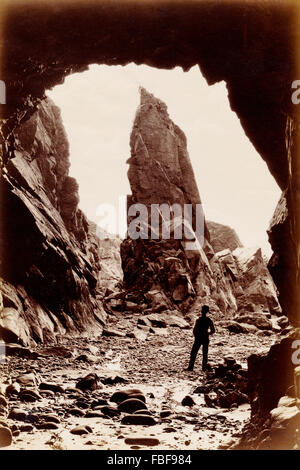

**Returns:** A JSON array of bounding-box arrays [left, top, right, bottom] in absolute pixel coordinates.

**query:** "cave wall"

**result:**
[[0, 1, 299, 332], [0, 97, 106, 346]]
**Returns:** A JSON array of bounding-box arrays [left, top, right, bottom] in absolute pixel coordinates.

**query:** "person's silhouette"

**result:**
[[186, 305, 215, 371]]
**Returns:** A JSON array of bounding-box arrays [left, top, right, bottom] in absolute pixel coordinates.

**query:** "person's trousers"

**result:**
[[188, 338, 209, 370]]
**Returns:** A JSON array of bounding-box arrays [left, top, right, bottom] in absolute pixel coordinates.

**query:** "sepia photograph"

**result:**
[[0, 0, 299, 458]]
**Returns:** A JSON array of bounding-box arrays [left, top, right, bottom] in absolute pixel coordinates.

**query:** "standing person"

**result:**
[[186, 305, 215, 371]]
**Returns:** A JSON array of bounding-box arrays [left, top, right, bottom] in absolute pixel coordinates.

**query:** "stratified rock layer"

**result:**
[[0, 98, 106, 346]]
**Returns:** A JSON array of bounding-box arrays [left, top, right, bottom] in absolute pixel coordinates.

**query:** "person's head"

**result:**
[[201, 305, 209, 316]]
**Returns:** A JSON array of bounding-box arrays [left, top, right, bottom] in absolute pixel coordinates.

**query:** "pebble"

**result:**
[[0, 405, 7, 417], [181, 395, 196, 407], [91, 399, 108, 408], [39, 390, 55, 397], [75, 400, 90, 409], [16, 373, 37, 388], [19, 424, 34, 432], [68, 408, 85, 417], [39, 382, 64, 394], [70, 425, 92, 435], [38, 414, 61, 424], [8, 408, 27, 421], [163, 427, 177, 433]]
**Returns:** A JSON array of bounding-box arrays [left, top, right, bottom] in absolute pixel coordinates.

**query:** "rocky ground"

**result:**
[[0, 313, 278, 451]]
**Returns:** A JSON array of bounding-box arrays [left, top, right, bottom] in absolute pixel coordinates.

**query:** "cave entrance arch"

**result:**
[[1, 0, 300, 448]]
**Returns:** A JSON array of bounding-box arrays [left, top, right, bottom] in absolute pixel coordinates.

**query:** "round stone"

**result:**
[[118, 398, 147, 413], [0, 426, 12, 447]]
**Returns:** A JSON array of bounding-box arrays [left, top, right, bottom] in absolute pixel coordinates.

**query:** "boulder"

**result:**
[[98, 406, 120, 417], [68, 408, 85, 417], [127, 328, 148, 341], [76, 373, 100, 392], [226, 321, 249, 334], [236, 313, 272, 330], [247, 331, 299, 418], [137, 317, 152, 327], [39, 382, 64, 394], [19, 389, 42, 402], [110, 389, 145, 404], [0, 308, 28, 345], [118, 398, 147, 413], [181, 395, 195, 407], [100, 376, 127, 386], [165, 314, 190, 329], [70, 425, 92, 435], [121, 414, 156, 426], [102, 329, 126, 338], [16, 373, 37, 388], [146, 314, 167, 328]]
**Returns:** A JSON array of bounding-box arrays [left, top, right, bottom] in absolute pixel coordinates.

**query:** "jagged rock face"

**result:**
[[268, 190, 299, 326], [128, 87, 202, 211], [222, 247, 281, 317], [196, 246, 282, 321], [88, 223, 123, 297], [98, 237, 123, 296], [236, 247, 280, 315], [207, 221, 243, 253], [247, 333, 297, 418], [0, 98, 106, 346], [122, 90, 281, 321], [122, 89, 208, 313]]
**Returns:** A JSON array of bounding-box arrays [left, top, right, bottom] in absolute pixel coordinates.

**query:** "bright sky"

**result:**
[[47, 64, 281, 258]]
